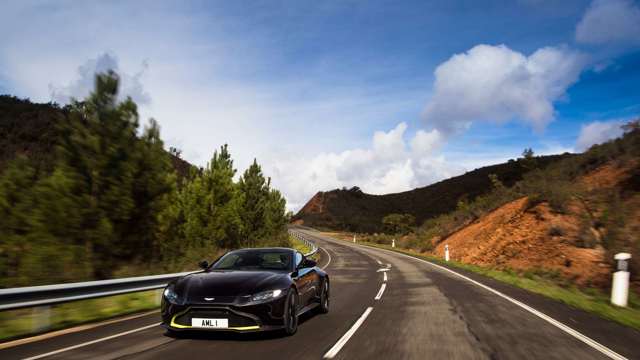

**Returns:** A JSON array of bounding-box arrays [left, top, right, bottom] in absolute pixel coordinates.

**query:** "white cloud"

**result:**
[[274, 123, 462, 211], [576, 0, 640, 46], [0, 1, 425, 179], [576, 120, 625, 151], [423, 44, 585, 135], [49, 53, 150, 105]]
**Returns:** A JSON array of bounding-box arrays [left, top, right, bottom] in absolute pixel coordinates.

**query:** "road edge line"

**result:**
[[323, 307, 373, 359], [370, 246, 628, 360], [0, 310, 159, 350], [23, 322, 161, 360]]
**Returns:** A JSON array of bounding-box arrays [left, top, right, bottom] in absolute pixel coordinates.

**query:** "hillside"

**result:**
[[325, 122, 639, 291], [293, 154, 569, 232], [0, 74, 289, 287], [0, 95, 195, 177]]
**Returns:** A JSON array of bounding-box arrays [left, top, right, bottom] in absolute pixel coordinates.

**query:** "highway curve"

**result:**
[[1, 229, 639, 360]]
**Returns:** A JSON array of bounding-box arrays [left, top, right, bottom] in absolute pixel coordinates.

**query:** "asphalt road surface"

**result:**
[[1, 229, 639, 360]]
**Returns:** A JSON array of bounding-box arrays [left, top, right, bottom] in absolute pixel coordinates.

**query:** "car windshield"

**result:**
[[211, 250, 292, 271]]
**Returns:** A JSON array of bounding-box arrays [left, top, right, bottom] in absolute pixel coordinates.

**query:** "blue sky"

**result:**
[[1, 0, 639, 210]]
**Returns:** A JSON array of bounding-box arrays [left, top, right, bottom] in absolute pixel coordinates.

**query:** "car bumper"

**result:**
[[161, 295, 288, 332]]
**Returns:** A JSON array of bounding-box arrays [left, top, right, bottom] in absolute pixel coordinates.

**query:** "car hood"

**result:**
[[175, 270, 289, 300]]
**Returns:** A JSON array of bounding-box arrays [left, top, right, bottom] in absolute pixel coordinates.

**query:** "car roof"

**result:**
[[229, 247, 295, 252]]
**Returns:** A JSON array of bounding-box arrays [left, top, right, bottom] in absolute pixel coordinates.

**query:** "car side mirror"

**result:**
[[198, 260, 209, 269], [301, 258, 317, 268]]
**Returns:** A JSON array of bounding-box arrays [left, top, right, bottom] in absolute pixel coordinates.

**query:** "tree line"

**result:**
[[0, 72, 288, 287]]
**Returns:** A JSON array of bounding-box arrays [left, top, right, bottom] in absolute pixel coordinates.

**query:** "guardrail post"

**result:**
[[155, 288, 163, 306], [611, 253, 631, 307], [32, 305, 51, 333], [445, 245, 450, 262]]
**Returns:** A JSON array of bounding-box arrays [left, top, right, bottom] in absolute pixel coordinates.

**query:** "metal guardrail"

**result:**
[[289, 229, 319, 257], [0, 236, 319, 312], [0, 271, 195, 311]]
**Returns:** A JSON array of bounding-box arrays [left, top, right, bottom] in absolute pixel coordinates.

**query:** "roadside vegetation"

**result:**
[[289, 234, 320, 261], [0, 71, 290, 288]]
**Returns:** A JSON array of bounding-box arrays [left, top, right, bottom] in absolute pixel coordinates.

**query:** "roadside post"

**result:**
[[353, 234, 356, 243], [611, 253, 631, 307], [445, 245, 450, 262], [32, 305, 51, 333], [392, 239, 395, 248]]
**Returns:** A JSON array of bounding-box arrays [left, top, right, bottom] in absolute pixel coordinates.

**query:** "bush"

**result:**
[[548, 224, 564, 237], [382, 213, 415, 235]]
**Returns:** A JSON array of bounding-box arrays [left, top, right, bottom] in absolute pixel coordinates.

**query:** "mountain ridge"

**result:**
[[293, 154, 571, 232]]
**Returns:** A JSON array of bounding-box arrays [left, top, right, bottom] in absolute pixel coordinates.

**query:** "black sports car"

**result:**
[[161, 247, 329, 336]]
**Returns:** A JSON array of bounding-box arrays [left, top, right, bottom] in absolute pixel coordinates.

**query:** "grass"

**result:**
[[0, 290, 160, 342], [289, 235, 320, 262], [353, 240, 640, 331]]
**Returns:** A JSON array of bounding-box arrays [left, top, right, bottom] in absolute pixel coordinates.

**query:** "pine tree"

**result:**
[[204, 145, 243, 249], [238, 159, 268, 247], [0, 157, 38, 287], [55, 71, 174, 278]]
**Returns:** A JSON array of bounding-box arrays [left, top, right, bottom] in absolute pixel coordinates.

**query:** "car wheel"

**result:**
[[283, 289, 299, 336], [318, 280, 329, 314]]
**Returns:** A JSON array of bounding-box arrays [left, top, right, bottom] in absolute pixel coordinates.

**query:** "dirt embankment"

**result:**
[[434, 160, 638, 287], [433, 197, 610, 286]]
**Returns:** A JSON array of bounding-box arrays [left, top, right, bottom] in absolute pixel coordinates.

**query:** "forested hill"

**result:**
[[292, 154, 571, 233], [0, 72, 289, 287], [0, 95, 195, 177]]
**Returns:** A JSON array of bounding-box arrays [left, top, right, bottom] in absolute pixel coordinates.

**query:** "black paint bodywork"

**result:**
[[161, 247, 328, 333]]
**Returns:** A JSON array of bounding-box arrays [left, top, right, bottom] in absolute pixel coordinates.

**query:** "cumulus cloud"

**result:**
[[274, 123, 460, 210], [575, 0, 640, 46], [423, 44, 585, 135], [49, 53, 150, 105], [575, 120, 626, 151]]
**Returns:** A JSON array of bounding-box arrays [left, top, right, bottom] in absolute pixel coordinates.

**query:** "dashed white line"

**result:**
[[323, 307, 374, 359], [374, 283, 386, 300], [372, 247, 628, 360], [23, 323, 161, 360], [375, 259, 382, 265], [383, 272, 387, 282]]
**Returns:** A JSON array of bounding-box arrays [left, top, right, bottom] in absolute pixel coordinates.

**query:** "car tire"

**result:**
[[283, 289, 299, 336], [318, 280, 329, 314]]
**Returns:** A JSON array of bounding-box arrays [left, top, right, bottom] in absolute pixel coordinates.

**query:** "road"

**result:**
[[1, 229, 639, 359]]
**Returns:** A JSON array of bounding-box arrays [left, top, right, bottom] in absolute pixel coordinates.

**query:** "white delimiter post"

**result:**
[[611, 253, 631, 307], [392, 239, 395, 248], [445, 245, 450, 262], [353, 234, 356, 243]]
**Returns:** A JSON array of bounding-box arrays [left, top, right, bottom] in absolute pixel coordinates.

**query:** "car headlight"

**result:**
[[251, 289, 283, 302], [163, 286, 181, 304]]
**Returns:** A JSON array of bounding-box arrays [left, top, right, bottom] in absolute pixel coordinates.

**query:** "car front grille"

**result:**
[[174, 307, 258, 328]]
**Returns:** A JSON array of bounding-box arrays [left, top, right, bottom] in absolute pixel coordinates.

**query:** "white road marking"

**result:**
[[376, 259, 382, 265], [323, 307, 373, 359], [0, 311, 159, 350], [383, 272, 387, 282], [23, 323, 161, 360], [376, 268, 390, 272], [320, 247, 332, 270], [374, 283, 386, 300], [372, 247, 628, 360]]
